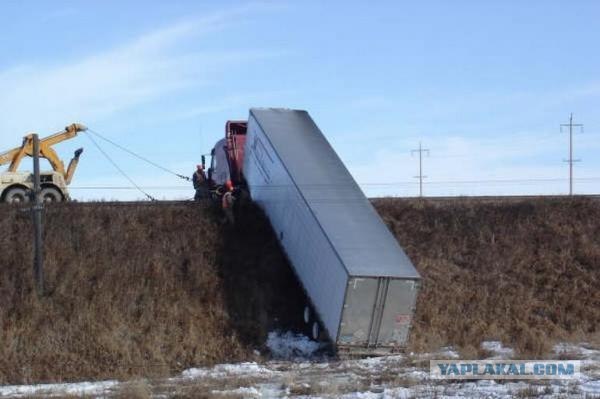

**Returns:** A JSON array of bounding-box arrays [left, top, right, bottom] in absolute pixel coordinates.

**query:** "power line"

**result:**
[[560, 113, 583, 196], [66, 176, 600, 190], [411, 142, 429, 197]]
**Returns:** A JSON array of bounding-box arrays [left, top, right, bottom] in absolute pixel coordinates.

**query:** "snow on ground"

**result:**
[[266, 330, 325, 360], [179, 362, 278, 380], [0, 337, 598, 398], [164, 338, 600, 398], [481, 341, 515, 359], [411, 345, 460, 361], [211, 386, 262, 397], [581, 379, 600, 395], [555, 342, 600, 364], [0, 380, 118, 398]]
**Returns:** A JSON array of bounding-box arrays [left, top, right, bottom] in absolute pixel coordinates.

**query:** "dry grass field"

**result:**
[[0, 202, 240, 383], [0, 197, 598, 384], [0, 202, 306, 384], [373, 197, 600, 357]]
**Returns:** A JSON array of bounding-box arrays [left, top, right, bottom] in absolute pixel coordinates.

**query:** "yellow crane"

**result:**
[[0, 123, 86, 203]]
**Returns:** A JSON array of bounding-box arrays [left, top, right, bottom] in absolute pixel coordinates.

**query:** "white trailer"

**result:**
[[242, 108, 421, 354]]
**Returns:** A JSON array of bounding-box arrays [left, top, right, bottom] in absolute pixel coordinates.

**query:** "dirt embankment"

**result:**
[[0, 197, 598, 383]]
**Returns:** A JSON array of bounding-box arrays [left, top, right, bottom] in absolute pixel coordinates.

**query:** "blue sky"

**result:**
[[1, 1, 599, 199]]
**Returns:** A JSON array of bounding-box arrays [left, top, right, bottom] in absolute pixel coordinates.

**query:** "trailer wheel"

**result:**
[[303, 305, 311, 324], [4, 187, 30, 204], [311, 321, 320, 341], [40, 187, 63, 203]]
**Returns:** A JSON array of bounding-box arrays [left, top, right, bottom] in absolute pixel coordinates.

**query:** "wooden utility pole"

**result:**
[[32, 134, 44, 296], [411, 142, 430, 197], [560, 113, 583, 196]]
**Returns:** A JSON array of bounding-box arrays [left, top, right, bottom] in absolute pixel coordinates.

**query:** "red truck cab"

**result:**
[[207, 121, 247, 190]]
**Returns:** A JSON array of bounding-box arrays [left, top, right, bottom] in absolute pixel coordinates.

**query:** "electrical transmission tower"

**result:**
[[560, 113, 583, 196], [411, 142, 429, 197]]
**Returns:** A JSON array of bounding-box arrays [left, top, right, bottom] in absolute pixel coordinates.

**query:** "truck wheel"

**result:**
[[4, 187, 30, 204], [303, 305, 311, 324], [311, 321, 320, 341], [40, 187, 63, 203]]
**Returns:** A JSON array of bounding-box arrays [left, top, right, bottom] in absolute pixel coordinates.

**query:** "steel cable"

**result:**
[[83, 132, 156, 201], [87, 128, 191, 182]]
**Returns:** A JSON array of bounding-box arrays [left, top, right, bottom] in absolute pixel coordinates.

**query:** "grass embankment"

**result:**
[[0, 202, 305, 384], [0, 197, 598, 383], [374, 197, 600, 357]]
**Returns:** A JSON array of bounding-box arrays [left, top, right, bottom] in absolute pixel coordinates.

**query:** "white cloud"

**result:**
[[168, 90, 294, 121], [346, 132, 600, 198], [0, 6, 261, 146], [344, 82, 600, 125]]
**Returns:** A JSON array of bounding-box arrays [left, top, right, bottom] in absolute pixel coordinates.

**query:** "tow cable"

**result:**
[[83, 128, 193, 201]]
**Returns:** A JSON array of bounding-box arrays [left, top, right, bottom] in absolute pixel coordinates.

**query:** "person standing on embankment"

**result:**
[[222, 180, 236, 224], [192, 164, 210, 201]]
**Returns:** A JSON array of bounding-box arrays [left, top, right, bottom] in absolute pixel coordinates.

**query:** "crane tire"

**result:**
[[3, 187, 30, 204], [40, 187, 63, 203]]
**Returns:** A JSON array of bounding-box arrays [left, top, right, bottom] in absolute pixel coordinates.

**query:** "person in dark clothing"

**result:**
[[192, 165, 210, 201]]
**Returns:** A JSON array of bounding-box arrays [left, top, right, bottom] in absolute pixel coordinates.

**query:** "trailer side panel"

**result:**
[[244, 113, 348, 339], [243, 108, 421, 352]]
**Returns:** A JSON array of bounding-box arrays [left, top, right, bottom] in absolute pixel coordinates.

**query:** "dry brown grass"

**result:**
[[0, 202, 239, 383], [0, 196, 598, 384], [0, 201, 306, 384], [114, 379, 152, 399], [373, 197, 600, 357]]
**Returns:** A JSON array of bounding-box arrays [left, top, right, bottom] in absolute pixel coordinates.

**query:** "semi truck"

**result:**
[[208, 108, 421, 355]]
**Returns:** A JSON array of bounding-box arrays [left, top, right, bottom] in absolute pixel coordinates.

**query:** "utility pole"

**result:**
[[411, 142, 430, 197], [32, 134, 44, 296], [560, 113, 583, 196]]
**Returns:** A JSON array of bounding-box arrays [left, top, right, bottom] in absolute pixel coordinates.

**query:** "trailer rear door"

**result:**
[[338, 277, 418, 347]]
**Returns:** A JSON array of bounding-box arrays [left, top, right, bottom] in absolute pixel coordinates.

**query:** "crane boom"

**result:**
[[0, 123, 86, 182]]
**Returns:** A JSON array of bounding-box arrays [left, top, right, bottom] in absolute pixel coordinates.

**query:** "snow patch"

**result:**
[[438, 346, 460, 359], [266, 330, 322, 360], [554, 343, 600, 358], [181, 362, 276, 380], [581, 379, 600, 394], [211, 386, 261, 397], [414, 346, 459, 360], [0, 380, 118, 398], [340, 386, 413, 399], [481, 340, 515, 358]]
